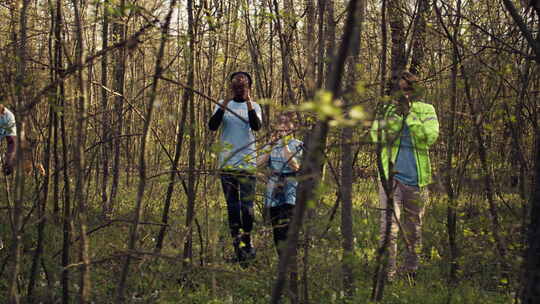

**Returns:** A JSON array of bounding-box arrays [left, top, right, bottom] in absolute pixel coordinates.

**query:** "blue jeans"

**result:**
[[220, 171, 256, 238], [265, 173, 298, 208]]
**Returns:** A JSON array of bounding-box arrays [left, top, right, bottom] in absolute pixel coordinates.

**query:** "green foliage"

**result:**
[[298, 88, 368, 127], [0, 0, 535, 301], [0, 174, 521, 303]]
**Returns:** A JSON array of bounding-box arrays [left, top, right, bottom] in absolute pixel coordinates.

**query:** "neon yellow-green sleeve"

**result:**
[[370, 106, 403, 144], [407, 104, 439, 147]]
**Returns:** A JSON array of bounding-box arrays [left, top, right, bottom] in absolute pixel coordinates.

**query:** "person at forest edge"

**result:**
[[208, 71, 262, 263], [258, 113, 303, 257], [0, 104, 17, 176], [0, 103, 16, 250], [370, 71, 439, 281]]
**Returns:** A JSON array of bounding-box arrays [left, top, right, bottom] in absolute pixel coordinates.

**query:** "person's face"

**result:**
[[398, 79, 413, 99], [278, 115, 289, 125], [274, 123, 291, 138], [231, 73, 250, 91]]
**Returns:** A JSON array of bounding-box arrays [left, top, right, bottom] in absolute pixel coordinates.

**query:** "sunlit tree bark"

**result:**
[[115, 0, 178, 301]]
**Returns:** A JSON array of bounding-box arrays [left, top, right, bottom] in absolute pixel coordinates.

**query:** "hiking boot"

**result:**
[[232, 236, 243, 262], [239, 246, 256, 268], [241, 246, 256, 260]]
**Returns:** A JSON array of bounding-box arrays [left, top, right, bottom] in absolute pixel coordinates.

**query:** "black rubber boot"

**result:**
[[239, 233, 256, 268], [232, 236, 243, 263]]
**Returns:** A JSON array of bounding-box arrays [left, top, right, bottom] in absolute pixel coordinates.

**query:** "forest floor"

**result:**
[[0, 178, 520, 303]]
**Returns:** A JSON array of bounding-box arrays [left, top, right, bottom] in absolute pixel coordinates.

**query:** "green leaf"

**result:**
[[349, 105, 365, 120]]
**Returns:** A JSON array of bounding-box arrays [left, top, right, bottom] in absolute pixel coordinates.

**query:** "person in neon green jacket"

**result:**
[[370, 71, 439, 281]]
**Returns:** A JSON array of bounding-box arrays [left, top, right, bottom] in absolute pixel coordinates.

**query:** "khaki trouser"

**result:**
[[379, 179, 426, 278]]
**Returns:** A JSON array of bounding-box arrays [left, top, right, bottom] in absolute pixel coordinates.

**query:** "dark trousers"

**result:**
[[220, 171, 256, 243], [270, 203, 298, 300], [270, 204, 295, 256]]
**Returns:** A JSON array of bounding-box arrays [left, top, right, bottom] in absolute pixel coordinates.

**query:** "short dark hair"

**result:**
[[400, 71, 418, 86], [230, 71, 253, 88]]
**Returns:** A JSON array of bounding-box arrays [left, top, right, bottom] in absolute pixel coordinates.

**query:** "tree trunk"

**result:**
[[60, 70, 72, 304], [316, 0, 326, 89], [340, 0, 364, 298], [154, 88, 189, 252], [445, 0, 461, 284], [242, 4, 270, 103], [271, 0, 296, 105], [445, 33, 459, 285], [340, 114, 355, 297], [371, 0, 405, 300], [379, 0, 387, 96], [523, 131, 540, 303], [53, 100, 60, 217], [461, 63, 508, 270], [71, 0, 91, 300], [301, 0, 317, 302], [445, 51, 459, 283], [115, 0, 178, 301], [432, 0, 462, 285], [8, 1, 31, 302], [387, 0, 406, 92], [182, 0, 197, 267], [26, 80, 53, 304], [48, 1, 72, 302], [109, 0, 127, 211], [500, 2, 540, 302], [409, 0, 429, 76], [324, 0, 335, 87], [271, 1, 361, 302], [101, 2, 111, 215], [26, 0, 56, 301]]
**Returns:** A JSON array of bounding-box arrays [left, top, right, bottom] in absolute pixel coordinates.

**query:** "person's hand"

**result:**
[[221, 99, 230, 110], [3, 162, 13, 176], [270, 132, 280, 145], [396, 95, 410, 116], [283, 142, 292, 153], [246, 99, 253, 111]]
